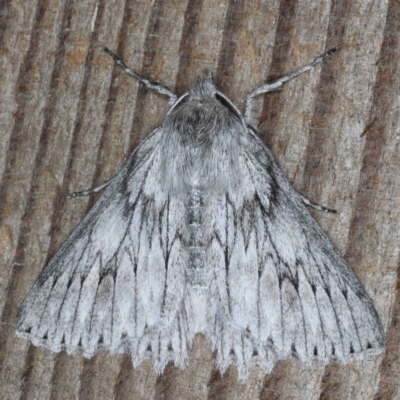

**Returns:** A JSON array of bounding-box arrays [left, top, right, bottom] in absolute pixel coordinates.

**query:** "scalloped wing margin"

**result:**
[[16, 128, 194, 372], [204, 130, 385, 379]]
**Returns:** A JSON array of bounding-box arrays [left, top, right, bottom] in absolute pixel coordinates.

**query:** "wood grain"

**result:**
[[1, 0, 399, 398]]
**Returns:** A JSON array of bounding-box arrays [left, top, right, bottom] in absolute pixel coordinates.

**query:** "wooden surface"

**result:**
[[1, 0, 400, 399]]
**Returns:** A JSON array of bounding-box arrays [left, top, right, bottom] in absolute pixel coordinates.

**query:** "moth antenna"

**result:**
[[245, 48, 337, 121], [104, 47, 177, 101]]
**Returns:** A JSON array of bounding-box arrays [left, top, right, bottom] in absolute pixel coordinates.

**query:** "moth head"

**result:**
[[188, 72, 216, 100], [166, 73, 245, 128]]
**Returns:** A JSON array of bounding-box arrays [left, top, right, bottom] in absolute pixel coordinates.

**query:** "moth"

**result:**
[[16, 48, 385, 379]]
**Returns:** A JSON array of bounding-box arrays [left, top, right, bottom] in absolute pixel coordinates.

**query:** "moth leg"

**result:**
[[67, 177, 113, 199], [300, 194, 337, 214], [245, 48, 337, 121], [104, 47, 177, 102]]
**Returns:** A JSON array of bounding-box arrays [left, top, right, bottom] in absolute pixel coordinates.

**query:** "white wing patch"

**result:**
[[203, 133, 385, 378], [16, 129, 194, 372]]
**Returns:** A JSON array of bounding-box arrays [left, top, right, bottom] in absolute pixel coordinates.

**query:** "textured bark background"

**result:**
[[1, 0, 399, 399]]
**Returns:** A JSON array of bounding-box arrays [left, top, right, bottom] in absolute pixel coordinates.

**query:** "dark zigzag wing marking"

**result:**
[[16, 127, 193, 371], [205, 128, 385, 379], [255, 151, 379, 360], [16, 133, 160, 342]]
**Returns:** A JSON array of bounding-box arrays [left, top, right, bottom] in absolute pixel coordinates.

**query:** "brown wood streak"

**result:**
[[258, 0, 298, 150], [0, 0, 47, 221], [375, 266, 400, 400], [370, 0, 400, 397], [154, 362, 182, 400], [22, 24, 77, 400], [215, 0, 245, 96], [82, 0, 112, 213], [128, 0, 167, 150], [174, 0, 204, 95], [0, 0, 73, 397], [113, 354, 135, 400], [207, 367, 240, 400], [49, 352, 74, 400], [300, 0, 349, 200], [345, 0, 399, 272], [321, 0, 399, 398], [259, 361, 288, 400]]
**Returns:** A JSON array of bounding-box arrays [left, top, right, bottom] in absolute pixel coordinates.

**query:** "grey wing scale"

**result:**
[[16, 128, 193, 372], [204, 128, 385, 379]]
